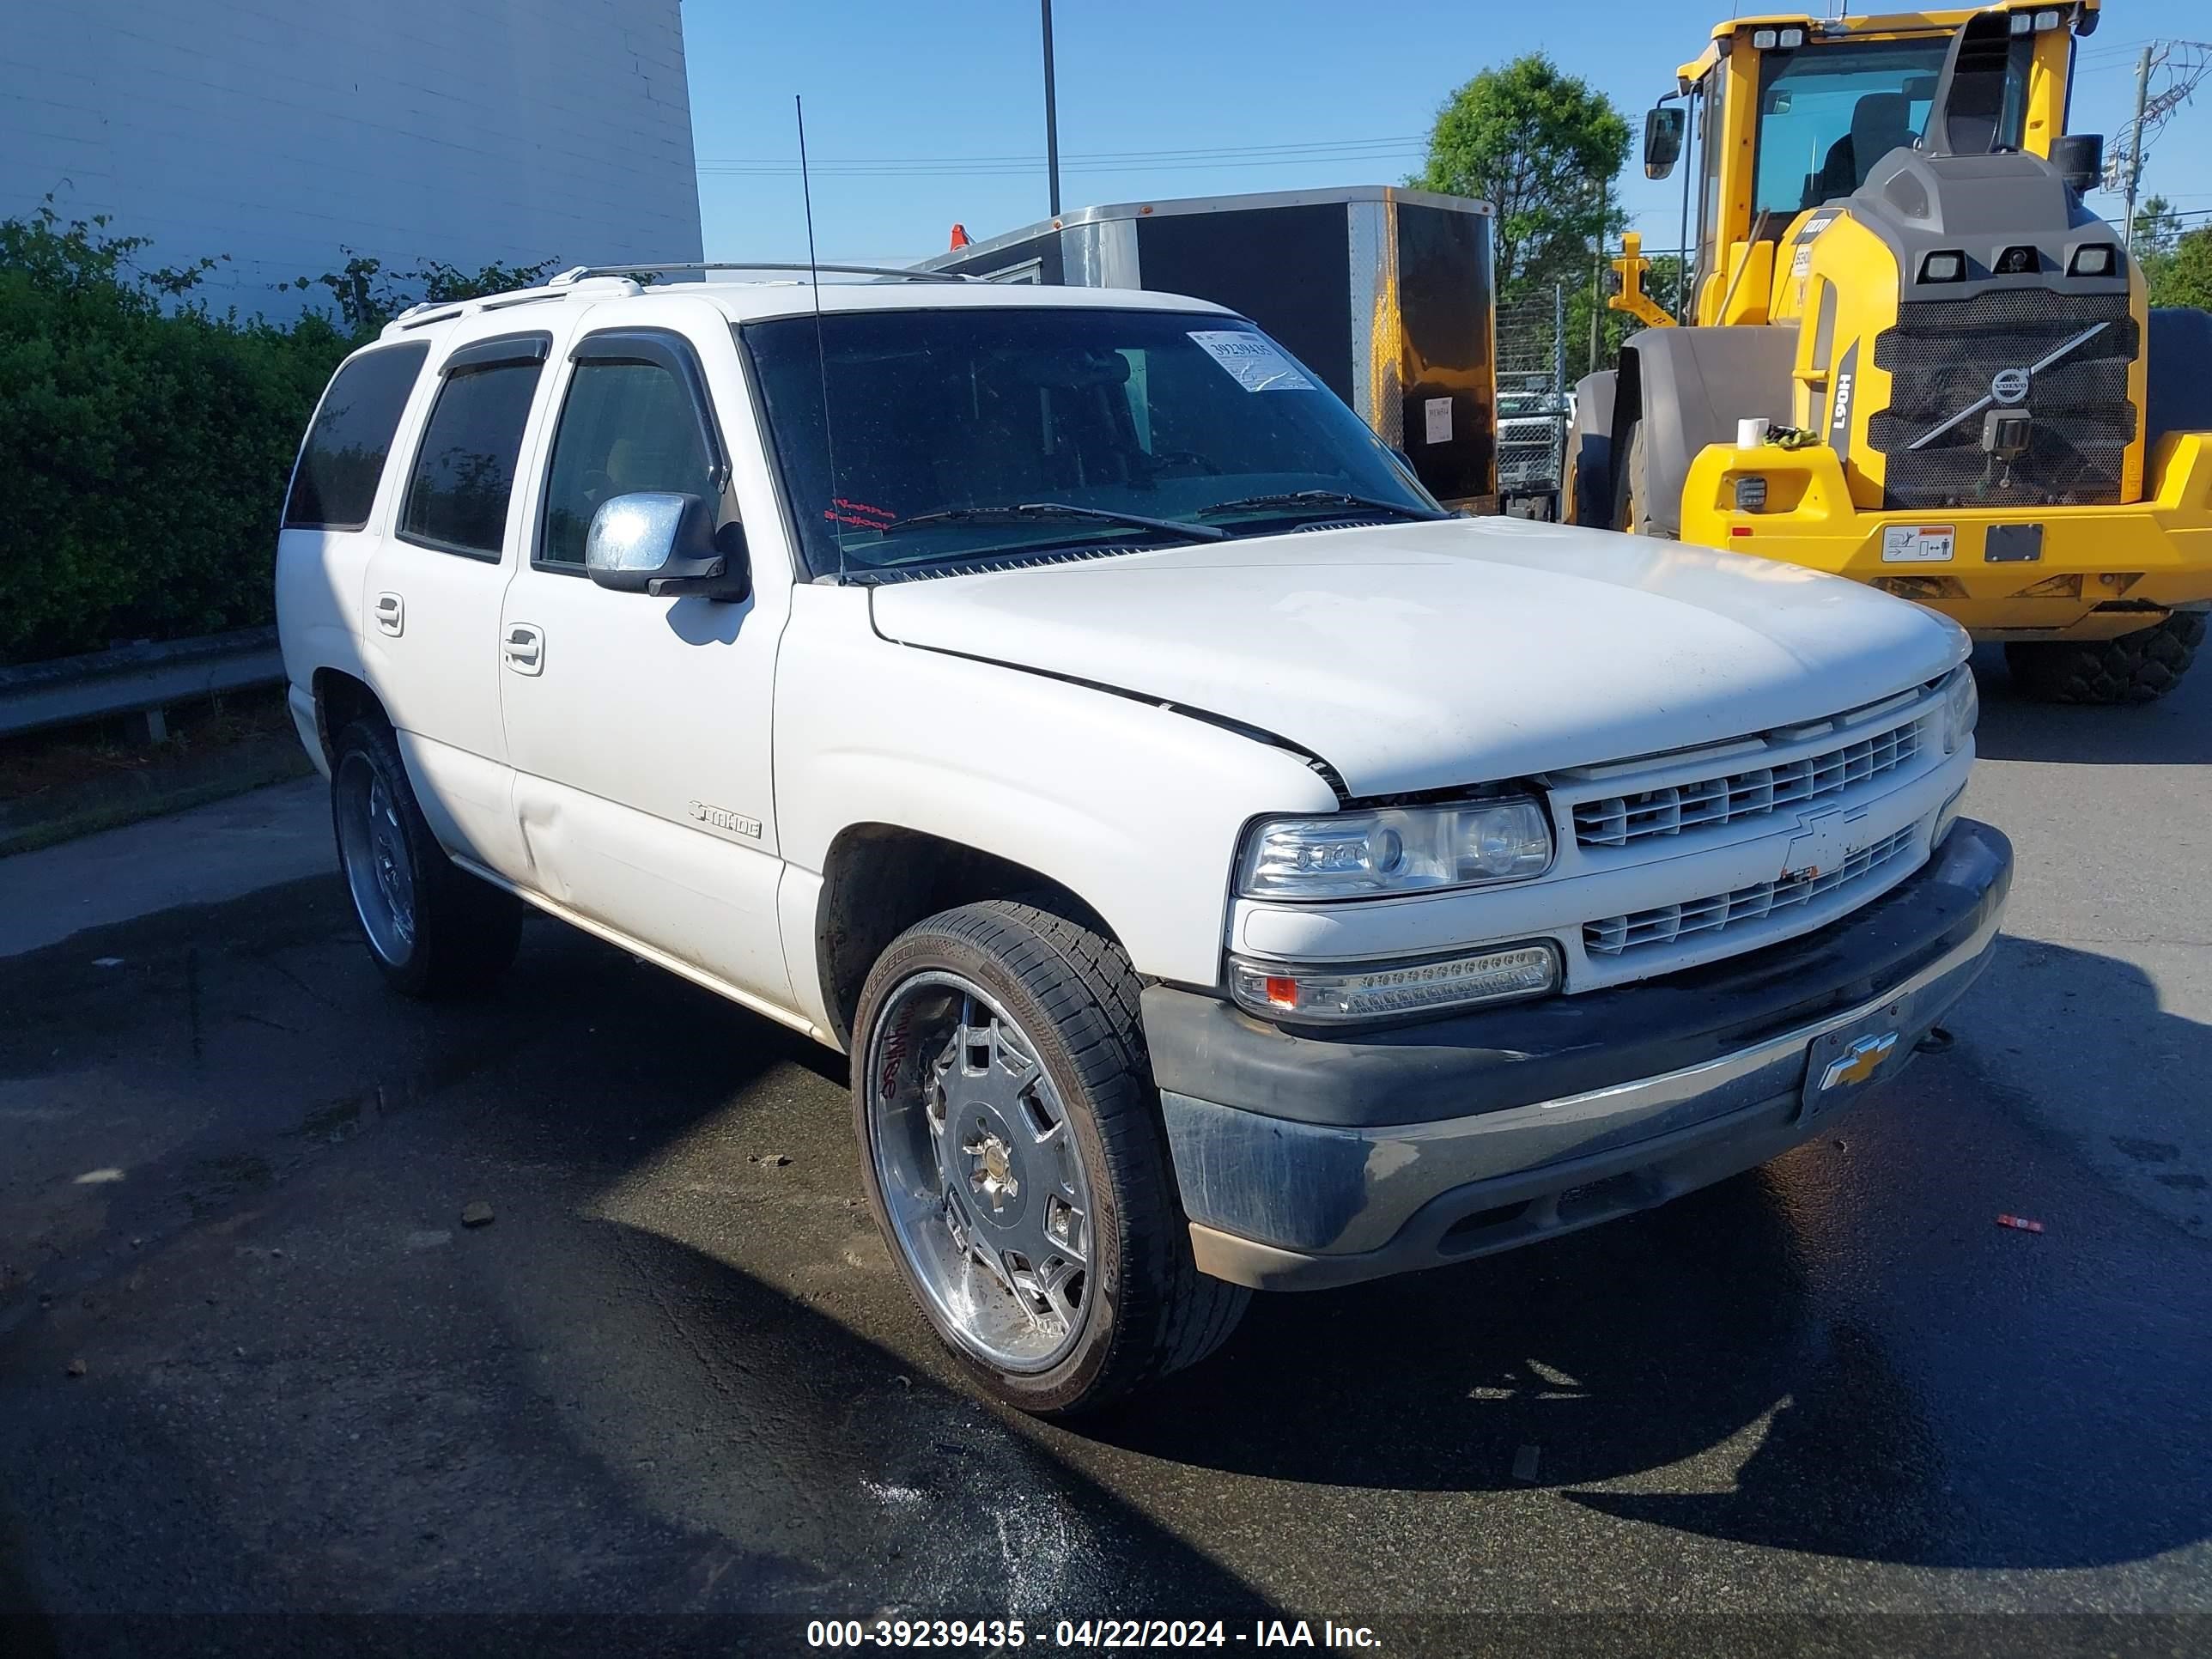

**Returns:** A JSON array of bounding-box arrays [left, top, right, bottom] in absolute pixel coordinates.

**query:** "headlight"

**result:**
[[1942, 666, 1979, 755], [1237, 798, 1553, 900], [1229, 942, 1561, 1025]]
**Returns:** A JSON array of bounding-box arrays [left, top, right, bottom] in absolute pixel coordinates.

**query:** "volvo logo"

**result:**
[[1990, 366, 2031, 405]]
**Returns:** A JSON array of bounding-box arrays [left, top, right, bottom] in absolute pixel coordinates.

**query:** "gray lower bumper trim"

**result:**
[[1165, 896, 2003, 1291]]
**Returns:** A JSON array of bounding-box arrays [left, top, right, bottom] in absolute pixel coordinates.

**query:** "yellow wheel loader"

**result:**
[[1567, 1, 2212, 702]]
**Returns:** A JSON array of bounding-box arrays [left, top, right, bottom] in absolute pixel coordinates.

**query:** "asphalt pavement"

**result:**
[[2, 648, 2209, 1657]]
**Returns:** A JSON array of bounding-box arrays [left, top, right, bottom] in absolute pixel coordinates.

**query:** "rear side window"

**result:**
[[399, 337, 549, 559], [283, 344, 428, 531]]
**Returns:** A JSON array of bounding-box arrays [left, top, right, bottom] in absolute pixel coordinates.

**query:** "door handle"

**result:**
[[503, 623, 544, 676], [374, 591, 404, 636]]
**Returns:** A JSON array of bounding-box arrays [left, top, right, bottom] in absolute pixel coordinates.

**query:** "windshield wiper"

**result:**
[[884, 502, 1225, 542], [1194, 489, 1448, 523]]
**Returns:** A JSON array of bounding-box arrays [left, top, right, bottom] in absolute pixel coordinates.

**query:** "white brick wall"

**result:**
[[1, 0, 702, 313]]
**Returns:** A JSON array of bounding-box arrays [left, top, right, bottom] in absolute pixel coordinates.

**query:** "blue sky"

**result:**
[[680, 0, 2212, 267]]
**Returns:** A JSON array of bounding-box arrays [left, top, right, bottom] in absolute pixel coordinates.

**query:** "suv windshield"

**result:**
[[1753, 34, 2033, 216], [742, 307, 1443, 578]]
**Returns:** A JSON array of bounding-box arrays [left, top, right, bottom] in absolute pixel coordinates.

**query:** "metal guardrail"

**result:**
[[0, 628, 285, 742]]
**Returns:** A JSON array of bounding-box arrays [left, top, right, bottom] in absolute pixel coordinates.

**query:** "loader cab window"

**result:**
[[1695, 68, 1727, 305], [1751, 34, 2032, 216]]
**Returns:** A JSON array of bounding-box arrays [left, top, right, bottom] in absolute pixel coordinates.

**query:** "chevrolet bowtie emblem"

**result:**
[[1821, 1031, 1899, 1091]]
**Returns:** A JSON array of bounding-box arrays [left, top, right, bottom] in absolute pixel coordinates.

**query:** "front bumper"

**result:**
[[1678, 432, 2212, 640], [1148, 819, 2012, 1291]]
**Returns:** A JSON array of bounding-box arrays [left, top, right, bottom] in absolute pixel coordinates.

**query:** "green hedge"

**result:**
[[0, 206, 555, 667]]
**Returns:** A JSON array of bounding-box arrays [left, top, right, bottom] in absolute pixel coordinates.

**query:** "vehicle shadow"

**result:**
[[1084, 933, 2212, 1571], [0, 893, 1273, 1647], [1966, 642, 2212, 765]]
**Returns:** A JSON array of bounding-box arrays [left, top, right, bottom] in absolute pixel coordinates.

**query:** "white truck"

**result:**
[[275, 264, 2012, 1416]]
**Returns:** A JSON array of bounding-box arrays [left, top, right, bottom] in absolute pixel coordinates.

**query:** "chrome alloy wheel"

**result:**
[[866, 972, 1095, 1371], [335, 751, 417, 967]]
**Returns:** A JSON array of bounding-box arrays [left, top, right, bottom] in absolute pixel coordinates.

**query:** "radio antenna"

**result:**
[[796, 94, 845, 583]]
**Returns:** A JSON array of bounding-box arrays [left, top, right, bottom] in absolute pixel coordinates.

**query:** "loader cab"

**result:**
[[1650, 4, 2089, 328]]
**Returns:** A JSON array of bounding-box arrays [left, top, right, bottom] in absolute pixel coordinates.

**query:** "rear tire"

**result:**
[[1614, 418, 1678, 539], [852, 897, 1248, 1417], [2002, 612, 2204, 705], [331, 719, 523, 999], [1564, 408, 1607, 526]]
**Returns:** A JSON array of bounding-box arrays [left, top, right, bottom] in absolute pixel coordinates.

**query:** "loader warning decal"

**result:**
[[1828, 340, 1858, 470], [1881, 525, 1956, 563]]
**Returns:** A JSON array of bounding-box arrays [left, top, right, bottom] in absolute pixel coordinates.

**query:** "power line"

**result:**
[[696, 135, 1428, 179], [702, 134, 1425, 165], [2102, 39, 2212, 248]]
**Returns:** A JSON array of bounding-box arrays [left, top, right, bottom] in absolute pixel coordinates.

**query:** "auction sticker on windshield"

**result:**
[[1188, 331, 1316, 392], [1881, 525, 1955, 563]]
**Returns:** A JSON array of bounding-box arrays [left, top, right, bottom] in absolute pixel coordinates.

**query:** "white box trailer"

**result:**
[[920, 186, 1498, 509]]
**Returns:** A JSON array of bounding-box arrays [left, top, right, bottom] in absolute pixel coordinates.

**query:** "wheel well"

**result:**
[[1612, 346, 1644, 470], [817, 824, 1106, 1048], [312, 668, 386, 764]]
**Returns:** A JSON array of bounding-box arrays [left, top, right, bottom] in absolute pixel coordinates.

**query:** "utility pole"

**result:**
[[1041, 1, 1062, 217], [2114, 40, 2212, 253], [2124, 45, 2153, 254], [1588, 179, 1606, 375]]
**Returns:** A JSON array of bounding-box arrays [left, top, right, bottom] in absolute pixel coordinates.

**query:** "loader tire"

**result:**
[[1615, 420, 1677, 540], [2003, 612, 2204, 706]]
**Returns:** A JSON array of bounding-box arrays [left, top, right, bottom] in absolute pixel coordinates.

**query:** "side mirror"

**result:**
[[2054, 132, 2105, 196], [585, 492, 750, 602], [1644, 106, 1686, 179]]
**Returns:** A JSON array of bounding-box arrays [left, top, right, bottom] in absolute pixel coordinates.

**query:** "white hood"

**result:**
[[866, 517, 1969, 798]]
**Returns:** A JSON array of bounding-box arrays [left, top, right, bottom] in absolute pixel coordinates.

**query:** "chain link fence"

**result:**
[[1492, 246, 1690, 519], [1494, 283, 1570, 518]]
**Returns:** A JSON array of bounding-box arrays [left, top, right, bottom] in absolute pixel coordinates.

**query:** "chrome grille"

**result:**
[[1867, 289, 2136, 509], [1583, 826, 1917, 958], [1573, 716, 1927, 849]]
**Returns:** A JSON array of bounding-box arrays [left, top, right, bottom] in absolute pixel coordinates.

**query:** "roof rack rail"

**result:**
[[380, 274, 641, 337], [546, 261, 978, 285]]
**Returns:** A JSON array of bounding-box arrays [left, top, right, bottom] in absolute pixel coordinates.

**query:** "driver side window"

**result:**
[[539, 357, 714, 568]]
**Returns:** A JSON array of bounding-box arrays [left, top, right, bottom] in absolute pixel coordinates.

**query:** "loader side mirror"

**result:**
[[2055, 132, 2104, 196], [1644, 106, 1686, 179]]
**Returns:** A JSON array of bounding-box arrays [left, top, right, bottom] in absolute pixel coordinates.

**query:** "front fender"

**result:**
[[1620, 326, 1798, 536], [772, 585, 1339, 992]]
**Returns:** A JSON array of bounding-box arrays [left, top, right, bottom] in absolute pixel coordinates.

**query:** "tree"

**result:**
[[2154, 225, 2212, 311], [1414, 54, 1631, 294], [2132, 194, 2183, 259], [2132, 194, 2183, 301], [291, 248, 563, 337]]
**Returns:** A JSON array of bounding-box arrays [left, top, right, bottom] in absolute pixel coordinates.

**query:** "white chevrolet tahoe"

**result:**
[[275, 267, 2011, 1415]]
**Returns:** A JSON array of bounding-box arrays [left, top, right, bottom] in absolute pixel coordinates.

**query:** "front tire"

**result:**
[[852, 899, 1247, 1417], [331, 719, 523, 999], [2003, 612, 2204, 705]]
